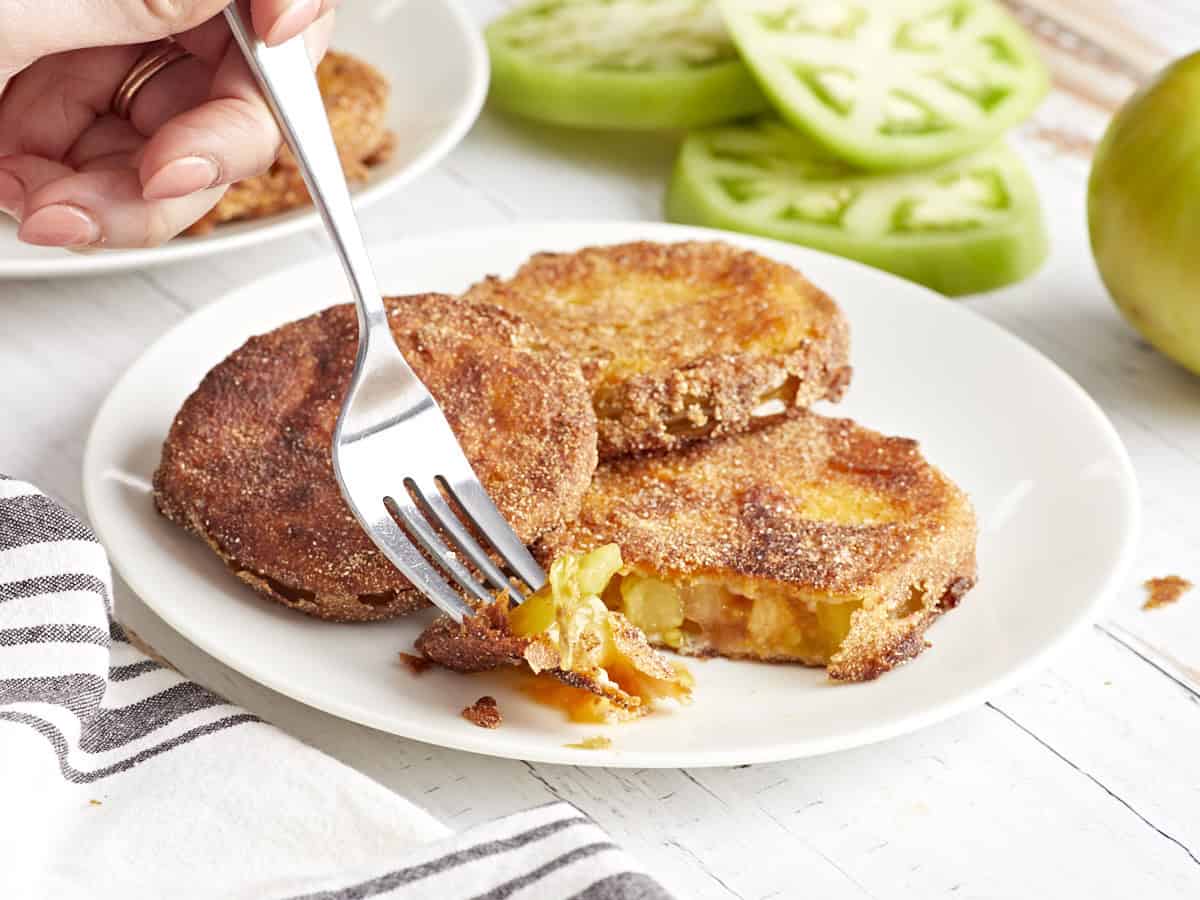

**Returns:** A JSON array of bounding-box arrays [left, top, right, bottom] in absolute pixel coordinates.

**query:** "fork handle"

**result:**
[[223, 0, 386, 330]]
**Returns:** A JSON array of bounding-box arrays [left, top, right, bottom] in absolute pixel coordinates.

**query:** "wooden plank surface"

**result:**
[[2, 1, 1199, 897]]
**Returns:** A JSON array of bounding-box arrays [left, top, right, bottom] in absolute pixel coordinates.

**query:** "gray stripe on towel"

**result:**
[[110, 660, 160, 682], [0, 494, 96, 550], [0, 573, 110, 606], [0, 674, 106, 718], [570, 873, 675, 900], [291, 815, 593, 900], [0, 624, 110, 648], [78, 681, 229, 753], [0, 709, 259, 783], [473, 841, 617, 899]]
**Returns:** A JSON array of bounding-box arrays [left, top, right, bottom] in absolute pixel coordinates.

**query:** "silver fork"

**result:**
[[224, 1, 545, 619]]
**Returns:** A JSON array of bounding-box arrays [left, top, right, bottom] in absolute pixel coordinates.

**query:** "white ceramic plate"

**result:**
[[0, 0, 486, 279], [83, 223, 1139, 767]]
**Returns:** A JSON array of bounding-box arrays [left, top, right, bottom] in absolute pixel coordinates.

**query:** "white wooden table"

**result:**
[[4, 2, 1200, 896]]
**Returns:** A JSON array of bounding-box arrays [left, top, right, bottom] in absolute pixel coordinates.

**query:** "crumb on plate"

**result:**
[[565, 735, 612, 750], [1143, 575, 1192, 610], [399, 652, 433, 675], [462, 696, 502, 729]]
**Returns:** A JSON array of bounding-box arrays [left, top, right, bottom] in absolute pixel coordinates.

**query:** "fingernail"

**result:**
[[266, 0, 321, 46], [19, 204, 100, 248], [143, 155, 220, 200], [0, 170, 22, 219]]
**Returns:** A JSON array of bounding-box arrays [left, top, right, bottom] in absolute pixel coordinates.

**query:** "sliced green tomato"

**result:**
[[665, 118, 1047, 295], [485, 0, 769, 130], [717, 0, 1049, 170]]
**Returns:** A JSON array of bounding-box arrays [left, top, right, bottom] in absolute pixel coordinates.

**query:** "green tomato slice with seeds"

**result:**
[[718, 0, 1049, 170], [666, 118, 1047, 295], [485, 0, 769, 130]]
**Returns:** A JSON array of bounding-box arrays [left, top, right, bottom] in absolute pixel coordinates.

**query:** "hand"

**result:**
[[0, 0, 337, 249]]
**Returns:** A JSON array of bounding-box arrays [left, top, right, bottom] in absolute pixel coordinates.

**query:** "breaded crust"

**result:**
[[536, 412, 977, 681], [415, 600, 679, 716], [417, 610, 636, 715], [415, 601, 532, 673], [154, 294, 597, 622], [464, 241, 852, 459], [187, 51, 393, 234]]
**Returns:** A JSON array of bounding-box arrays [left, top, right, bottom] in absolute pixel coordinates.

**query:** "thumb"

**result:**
[[0, 0, 229, 70]]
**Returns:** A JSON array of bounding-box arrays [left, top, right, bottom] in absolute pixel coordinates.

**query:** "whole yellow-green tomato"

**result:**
[[1089, 52, 1200, 375]]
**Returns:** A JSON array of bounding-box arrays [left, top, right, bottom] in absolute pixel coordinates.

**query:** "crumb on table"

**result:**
[[462, 696, 502, 729], [565, 735, 612, 750], [89, 800, 102, 807], [399, 652, 433, 675], [1143, 575, 1192, 610]]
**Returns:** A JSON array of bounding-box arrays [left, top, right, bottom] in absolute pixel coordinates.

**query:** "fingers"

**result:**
[[138, 54, 278, 200], [138, 13, 335, 200], [0, 1, 340, 245], [0, 156, 76, 221], [1, 0, 229, 69], [14, 166, 222, 248], [1, 0, 337, 69], [125, 55, 213, 135], [63, 116, 145, 171], [130, 6, 334, 135], [252, 0, 341, 46], [0, 171, 20, 220], [0, 46, 139, 159], [303, 7, 337, 65], [0, 151, 223, 248]]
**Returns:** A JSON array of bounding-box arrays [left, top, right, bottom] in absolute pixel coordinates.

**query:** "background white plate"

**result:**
[[0, 0, 486, 279], [83, 223, 1140, 767]]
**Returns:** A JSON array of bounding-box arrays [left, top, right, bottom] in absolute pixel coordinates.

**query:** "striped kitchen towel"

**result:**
[[0, 476, 673, 900]]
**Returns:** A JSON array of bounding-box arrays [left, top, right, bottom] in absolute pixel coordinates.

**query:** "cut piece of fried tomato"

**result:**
[[415, 546, 693, 722], [537, 413, 978, 682]]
